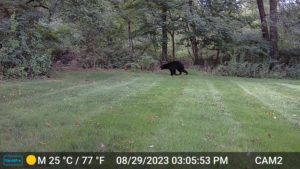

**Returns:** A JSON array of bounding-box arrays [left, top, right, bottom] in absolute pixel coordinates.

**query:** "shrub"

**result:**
[[79, 53, 95, 69], [216, 54, 269, 78], [216, 61, 300, 79], [52, 49, 76, 65], [124, 62, 141, 71], [267, 64, 300, 79], [0, 9, 53, 78], [279, 48, 300, 66], [0, 35, 52, 78], [286, 64, 300, 79], [5, 67, 28, 78], [28, 54, 52, 77], [138, 55, 158, 71]]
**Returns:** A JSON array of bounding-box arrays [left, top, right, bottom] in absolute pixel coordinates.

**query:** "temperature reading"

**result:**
[[96, 156, 105, 165], [49, 156, 60, 165], [63, 156, 73, 165], [82, 156, 93, 165], [59, 156, 105, 165]]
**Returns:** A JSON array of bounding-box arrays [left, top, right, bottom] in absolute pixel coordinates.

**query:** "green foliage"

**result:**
[[79, 52, 102, 69], [28, 54, 52, 76], [285, 65, 300, 79], [0, 2, 53, 78], [5, 67, 28, 79], [216, 59, 269, 78], [216, 57, 300, 79], [267, 64, 300, 79], [278, 1, 300, 49], [215, 29, 299, 78], [1, 0, 298, 79], [124, 62, 141, 71], [9, 11, 17, 32], [279, 48, 300, 66], [0, 36, 52, 78], [138, 55, 159, 71]]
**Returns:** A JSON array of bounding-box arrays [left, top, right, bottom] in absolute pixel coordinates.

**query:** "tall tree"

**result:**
[[161, 5, 168, 61], [119, 0, 134, 51], [257, 0, 270, 40], [167, 2, 183, 60], [188, 0, 201, 65], [269, 0, 279, 61]]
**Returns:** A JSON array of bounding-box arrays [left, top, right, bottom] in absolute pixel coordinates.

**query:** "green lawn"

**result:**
[[0, 70, 299, 152]]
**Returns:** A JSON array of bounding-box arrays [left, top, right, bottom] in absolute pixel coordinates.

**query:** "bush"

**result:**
[[216, 60, 300, 79], [1, 54, 52, 78], [267, 64, 300, 79], [52, 49, 75, 65], [138, 55, 158, 71], [103, 47, 133, 69], [215, 55, 269, 78], [28, 54, 52, 77], [5, 67, 28, 78], [286, 65, 300, 79], [124, 62, 141, 71], [0, 10, 53, 78], [79, 53, 105, 69], [279, 48, 300, 66]]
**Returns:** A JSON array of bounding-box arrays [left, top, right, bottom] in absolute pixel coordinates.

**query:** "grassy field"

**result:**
[[0, 70, 299, 152]]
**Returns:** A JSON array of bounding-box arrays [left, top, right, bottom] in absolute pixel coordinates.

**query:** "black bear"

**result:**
[[160, 61, 188, 76]]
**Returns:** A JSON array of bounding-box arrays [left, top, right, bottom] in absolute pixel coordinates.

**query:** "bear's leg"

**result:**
[[177, 68, 183, 75], [182, 69, 188, 75], [170, 68, 177, 76]]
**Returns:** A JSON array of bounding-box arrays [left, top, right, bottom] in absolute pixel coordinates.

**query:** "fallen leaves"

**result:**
[[74, 121, 81, 127], [266, 112, 278, 120], [145, 115, 159, 122], [45, 122, 52, 128], [39, 141, 47, 145]]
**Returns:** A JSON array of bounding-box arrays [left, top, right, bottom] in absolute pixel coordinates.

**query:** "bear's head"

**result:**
[[160, 62, 169, 70]]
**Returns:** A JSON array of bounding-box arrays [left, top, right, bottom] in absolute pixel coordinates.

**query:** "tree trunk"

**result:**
[[188, 0, 201, 65], [162, 6, 168, 61], [269, 0, 279, 62], [128, 20, 134, 51], [171, 31, 175, 60], [191, 38, 201, 64], [257, 0, 270, 40]]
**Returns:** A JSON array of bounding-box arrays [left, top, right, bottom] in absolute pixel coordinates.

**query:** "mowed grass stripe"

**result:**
[[150, 77, 245, 151], [233, 80, 300, 123], [0, 77, 139, 124], [0, 71, 134, 104], [219, 80, 300, 151], [0, 73, 161, 151], [46, 76, 179, 151], [275, 83, 300, 91], [0, 71, 300, 152], [205, 79, 247, 151], [0, 80, 70, 104]]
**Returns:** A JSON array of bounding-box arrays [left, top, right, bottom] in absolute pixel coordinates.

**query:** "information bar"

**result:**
[[1, 152, 299, 169]]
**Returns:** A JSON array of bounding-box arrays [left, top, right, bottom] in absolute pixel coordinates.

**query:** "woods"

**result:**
[[0, 0, 299, 79]]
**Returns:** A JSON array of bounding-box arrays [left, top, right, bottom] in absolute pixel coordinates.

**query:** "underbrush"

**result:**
[[215, 62, 300, 79]]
